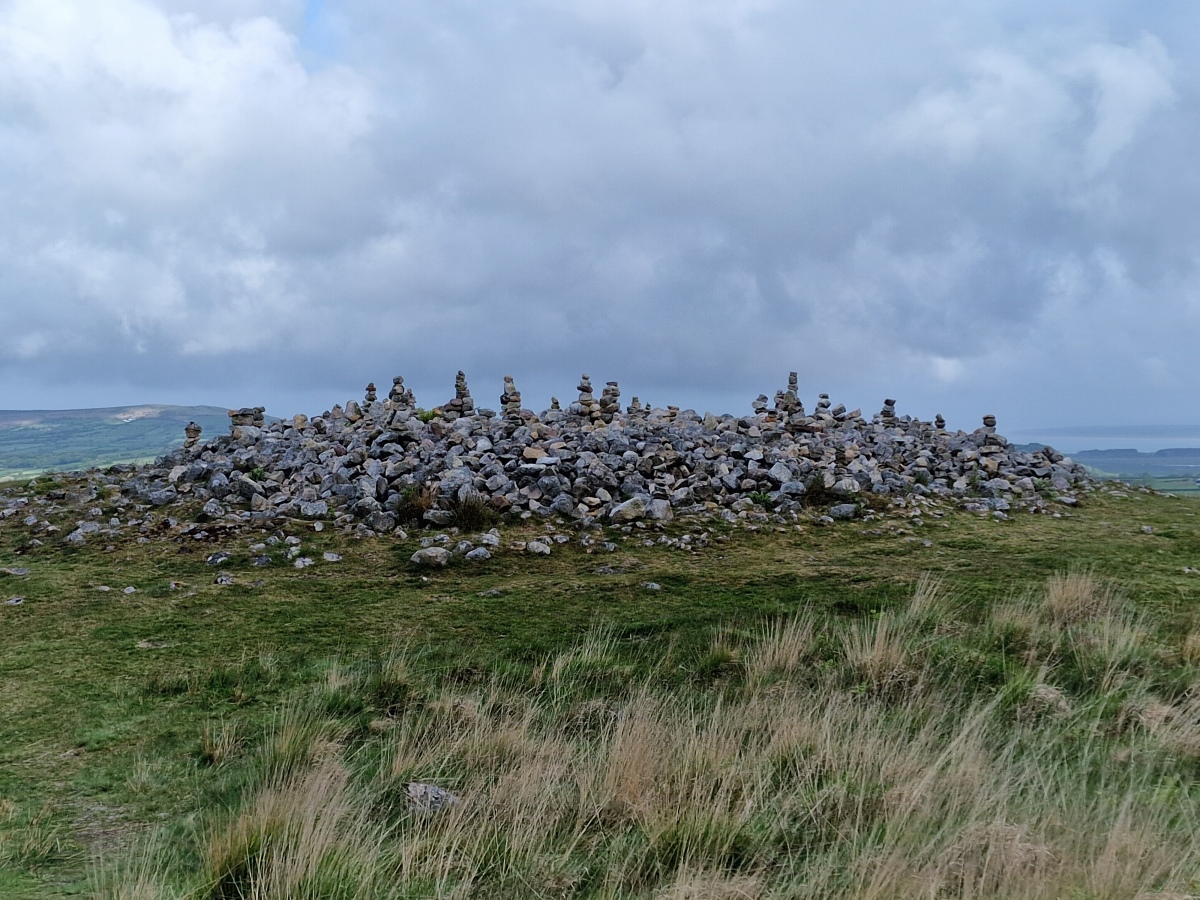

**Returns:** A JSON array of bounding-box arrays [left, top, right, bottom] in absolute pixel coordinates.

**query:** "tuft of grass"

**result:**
[[1041, 571, 1122, 626], [448, 491, 500, 531], [0, 804, 72, 871], [1182, 629, 1200, 666], [204, 756, 383, 900], [841, 611, 919, 697], [199, 721, 244, 768], [744, 614, 816, 685], [393, 483, 435, 525]]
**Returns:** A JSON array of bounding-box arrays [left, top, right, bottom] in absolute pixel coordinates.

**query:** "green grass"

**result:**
[[1, 481, 1199, 895]]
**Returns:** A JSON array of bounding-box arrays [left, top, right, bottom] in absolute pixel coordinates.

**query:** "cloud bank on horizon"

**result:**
[[0, 0, 1197, 434]]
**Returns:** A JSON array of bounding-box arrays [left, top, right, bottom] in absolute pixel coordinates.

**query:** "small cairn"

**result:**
[[598, 381, 621, 423], [980, 414, 997, 434], [389, 376, 415, 410], [550, 397, 561, 412], [774, 372, 805, 429], [228, 406, 266, 441], [879, 398, 897, 425], [183, 422, 203, 449], [442, 371, 475, 421], [751, 394, 769, 414], [576, 374, 602, 423], [228, 407, 265, 429], [627, 397, 646, 424], [500, 376, 523, 423], [364, 383, 377, 404], [935, 413, 946, 431]]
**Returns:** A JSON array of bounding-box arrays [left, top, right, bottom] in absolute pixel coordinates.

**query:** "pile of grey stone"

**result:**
[[1, 371, 1093, 543], [98, 371, 1090, 534]]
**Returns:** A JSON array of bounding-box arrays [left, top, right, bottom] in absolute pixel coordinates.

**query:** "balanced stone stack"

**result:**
[[598, 381, 621, 424], [574, 375, 602, 424], [389, 376, 416, 410], [935, 414, 946, 431], [500, 376, 523, 423], [441, 371, 475, 421], [773, 372, 805, 429], [364, 383, 378, 404], [879, 399, 897, 425], [228, 407, 265, 429], [627, 397, 646, 424], [184, 422, 203, 450]]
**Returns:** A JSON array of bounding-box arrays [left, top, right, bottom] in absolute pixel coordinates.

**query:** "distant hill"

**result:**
[[0, 405, 234, 480], [1070, 448, 1200, 480]]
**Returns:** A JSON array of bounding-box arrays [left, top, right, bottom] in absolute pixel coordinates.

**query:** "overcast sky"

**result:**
[[1, 1, 1198, 445]]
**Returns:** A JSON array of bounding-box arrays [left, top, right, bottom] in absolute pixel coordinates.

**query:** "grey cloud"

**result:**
[[1, 0, 1197, 440]]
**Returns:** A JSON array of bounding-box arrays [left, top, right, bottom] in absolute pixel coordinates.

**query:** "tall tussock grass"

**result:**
[[94, 574, 1200, 898]]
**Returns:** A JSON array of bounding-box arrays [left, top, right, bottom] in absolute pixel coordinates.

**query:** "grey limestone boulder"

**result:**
[[411, 547, 451, 567], [609, 496, 646, 522]]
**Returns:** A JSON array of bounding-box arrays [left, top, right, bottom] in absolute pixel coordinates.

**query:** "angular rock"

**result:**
[[411, 547, 451, 567], [609, 497, 647, 522]]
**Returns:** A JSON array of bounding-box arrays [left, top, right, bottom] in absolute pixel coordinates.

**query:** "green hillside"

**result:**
[[0, 406, 232, 481], [1, 479, 1199, 897]]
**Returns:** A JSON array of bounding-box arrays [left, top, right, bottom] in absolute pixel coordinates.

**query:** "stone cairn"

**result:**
[[364, 383, 378, 404], [183, 422, 203, 450], [575, 375, 602, 424], [598, 381, 621, 424], [228, 407, 265, 428], [627, 397, 646, 424], [389, 376, 415, 410], [117, 369, 1093, 540], [773, 372, 805, 429], [441, 371, 475, 421], [879, 398, 897, 425], [500, 376, 523, 423]]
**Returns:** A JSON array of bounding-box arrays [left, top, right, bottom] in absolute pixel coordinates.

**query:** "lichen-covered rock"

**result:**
[[609, 497, 646, 522], [411, 547, 451, 567]]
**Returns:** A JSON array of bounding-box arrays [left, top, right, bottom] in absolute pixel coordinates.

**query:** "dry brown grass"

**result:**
[[205, 754, 384, 900], [1042, 571, 1122, 626], [841, 611, 919, 696], [96, 574, 1200, 899], [743, 614, 815, 684], [199, 721, 243, 768], [1182, 630, 1200, 666]]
